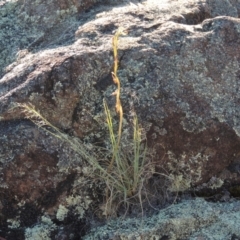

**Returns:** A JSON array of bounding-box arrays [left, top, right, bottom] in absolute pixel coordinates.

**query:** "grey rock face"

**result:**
[[0, 0, 124, 78], [1, 0, 240, 238], [84, 198, 240, 240]]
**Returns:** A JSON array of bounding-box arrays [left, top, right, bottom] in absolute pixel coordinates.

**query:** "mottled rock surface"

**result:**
[[0, 0, 122, 78], [1, 0, 240, 239], [84, 198, 240, 240]]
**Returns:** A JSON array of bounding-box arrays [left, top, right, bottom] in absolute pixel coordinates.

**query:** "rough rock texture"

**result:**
[[0, 0, 122, 78], [84, 198, 240, 240], [1, 0, 240, 238], [0, 120, 95, 239]]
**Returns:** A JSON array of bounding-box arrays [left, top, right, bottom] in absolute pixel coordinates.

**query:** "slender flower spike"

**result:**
[[107, 27, 128, 173], [112, 27, 128, 147]]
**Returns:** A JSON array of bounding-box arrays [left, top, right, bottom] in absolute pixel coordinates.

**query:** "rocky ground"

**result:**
[[1, 0, 240, 239]]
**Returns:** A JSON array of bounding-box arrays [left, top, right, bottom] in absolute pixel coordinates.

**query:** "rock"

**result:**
[[1, 0, 240, 238], [0, 0, 124, 78], [83, 198, 240, 239], [0, 120, 94, 239]]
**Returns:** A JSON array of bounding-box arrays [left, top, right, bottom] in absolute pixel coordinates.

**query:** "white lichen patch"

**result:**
[[168, 174, 191, 192], [167, 151, 209, 192], [205, 177, 224, 189], [54, 193, 93, 222], [7, 219, 20, 229], [66, 195, 92, 219], [56, 204, 69, 221], [25, 216, 56, 240]]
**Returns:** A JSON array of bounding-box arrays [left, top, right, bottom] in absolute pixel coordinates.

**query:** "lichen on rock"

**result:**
[[1, 0, 240, 239]]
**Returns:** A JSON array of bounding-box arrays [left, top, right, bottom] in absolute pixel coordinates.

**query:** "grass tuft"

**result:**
[[16, 27, 156, 217]]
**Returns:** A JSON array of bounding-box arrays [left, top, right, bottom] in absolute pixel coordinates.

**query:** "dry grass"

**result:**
[[16, 27, 159, 217], [17, 100, 152, 217]]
